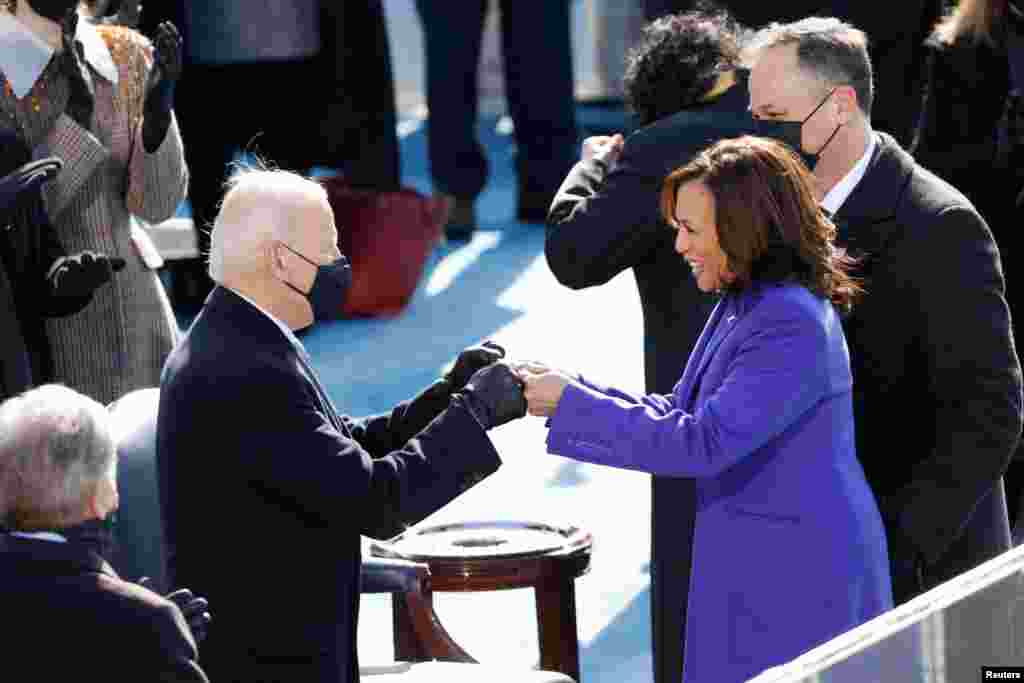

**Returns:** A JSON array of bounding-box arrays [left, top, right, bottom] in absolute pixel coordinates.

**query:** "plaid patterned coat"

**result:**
[[0, 23, 187, 405]]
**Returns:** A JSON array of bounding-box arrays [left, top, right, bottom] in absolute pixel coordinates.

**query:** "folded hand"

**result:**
[[519, 364, 575, 417]]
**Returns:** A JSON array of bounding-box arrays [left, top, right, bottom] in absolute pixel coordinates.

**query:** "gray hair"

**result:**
[[207, 160, 328, 283], [750, 17, 874, 117], [0, 385, 115, 530]]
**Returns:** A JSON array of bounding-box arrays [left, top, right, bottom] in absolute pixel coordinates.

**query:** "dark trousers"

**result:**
[[413, 0, 578, 207], [172, 1, 400, 261]]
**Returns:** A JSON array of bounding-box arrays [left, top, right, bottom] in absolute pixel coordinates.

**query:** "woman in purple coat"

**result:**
[[522, 136, 893, 683]]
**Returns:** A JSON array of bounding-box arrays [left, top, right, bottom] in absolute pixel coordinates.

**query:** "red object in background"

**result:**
[[320, 176, 449, 317]]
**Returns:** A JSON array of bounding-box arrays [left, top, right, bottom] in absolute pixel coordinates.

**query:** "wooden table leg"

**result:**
[[535, 576, 581, 682]]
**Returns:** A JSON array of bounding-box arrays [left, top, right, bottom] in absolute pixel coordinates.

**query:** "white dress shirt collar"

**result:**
[[0, 11, 118, 99], [821, 128, 876, 216], [9, 530, 67, 543]]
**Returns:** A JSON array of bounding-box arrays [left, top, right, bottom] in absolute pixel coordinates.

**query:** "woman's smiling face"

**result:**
[[672, 179, 734, 292]]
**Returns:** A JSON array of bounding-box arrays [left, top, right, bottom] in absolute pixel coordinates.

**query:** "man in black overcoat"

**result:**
[[157, 166, 528, 683], [749, 17, 1022, 603], [545, 10, 755, 683], [0, 384, 209, 682]]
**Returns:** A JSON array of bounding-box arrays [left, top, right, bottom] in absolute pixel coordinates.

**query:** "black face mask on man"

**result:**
[[26, 0, 79, 21], [754, 88, 842, 171], [280, 243, 352, 323]]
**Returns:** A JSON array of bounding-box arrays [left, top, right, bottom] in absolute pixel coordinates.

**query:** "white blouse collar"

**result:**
[[0, 11, 118, 99]]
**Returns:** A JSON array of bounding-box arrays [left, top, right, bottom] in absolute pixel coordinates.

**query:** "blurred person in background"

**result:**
[[911, 0, 1024, 539], [528, 136, 892, 683], [544, 8, 755, 683], [0, 0, 187, 405], [415, 0, 579, 240], [1, 134, 126, 403], [153, 0, 420, 317], [0, 384, 210, 682], [640, 0, 947, 147]]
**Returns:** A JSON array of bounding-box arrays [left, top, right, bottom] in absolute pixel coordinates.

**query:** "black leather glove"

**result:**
[[0, 158, 63, 214], [139, 577, 212, 644], [48, 250, 126, 301], [456, 361, 527, 430], [59, 9, 95, 130], [142, 20, 182, 153], [0, 128, 33, 177], [444, 340, 506, 392]]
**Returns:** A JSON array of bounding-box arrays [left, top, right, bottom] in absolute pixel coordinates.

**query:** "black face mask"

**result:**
[[753, 88, 842, 171], [26, 0, 79, 22], [280, 243, 352, 323]]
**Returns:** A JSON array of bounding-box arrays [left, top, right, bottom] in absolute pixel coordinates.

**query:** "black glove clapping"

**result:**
[[457, 361, 528, 430], [142, 21, 182, 153], [139, 577, 212, 644], [0, 158, 63, 213], [48, 250, 125, 299], [445, 340, 506, 392], [59, 9, 95, 130]]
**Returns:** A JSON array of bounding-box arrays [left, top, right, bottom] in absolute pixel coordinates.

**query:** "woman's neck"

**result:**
[[13, 5, 64, 50]]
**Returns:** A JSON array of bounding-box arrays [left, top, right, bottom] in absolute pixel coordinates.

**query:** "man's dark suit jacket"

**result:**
[[157, 287, 501, 683], [545, 75, 754, 683], [0, 533, 207, 682], [835, 132, 1023, 600]]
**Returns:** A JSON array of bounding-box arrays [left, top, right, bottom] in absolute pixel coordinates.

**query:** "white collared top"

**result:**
[[9, 530, 67, 543], [821, 128, 877, 217], [0, 11, 118, 99]]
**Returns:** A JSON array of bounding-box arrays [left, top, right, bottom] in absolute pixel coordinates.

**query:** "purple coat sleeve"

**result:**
[[546, 303, 831, 478]]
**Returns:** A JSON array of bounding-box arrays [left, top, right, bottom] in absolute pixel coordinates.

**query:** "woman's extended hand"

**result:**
[[520, 364, 574, 417]]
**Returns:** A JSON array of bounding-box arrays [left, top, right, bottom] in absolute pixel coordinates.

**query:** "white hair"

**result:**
[[0, 384, 115, 530], [207, 162, 329, 283]]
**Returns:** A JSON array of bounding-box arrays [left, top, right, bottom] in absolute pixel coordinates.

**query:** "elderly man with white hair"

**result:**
[[157, 165, 528, 683], [0, 384, 210, 682]]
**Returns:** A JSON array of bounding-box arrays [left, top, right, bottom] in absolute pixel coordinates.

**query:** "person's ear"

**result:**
[[84, 474, 118, 520], [834, 85, 858, 125]]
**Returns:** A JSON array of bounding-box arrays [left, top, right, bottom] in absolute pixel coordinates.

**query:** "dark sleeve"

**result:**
[[892, 205, 1023, 566], [340, 378, 454, 456], [912, 40, 1003, 179], [153, 602, 210, 683], [240, 366, 501, 540], [544, 144, 666, 289]]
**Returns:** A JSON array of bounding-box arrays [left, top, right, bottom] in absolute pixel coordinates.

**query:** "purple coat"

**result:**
[[547, 282, 892, 683]]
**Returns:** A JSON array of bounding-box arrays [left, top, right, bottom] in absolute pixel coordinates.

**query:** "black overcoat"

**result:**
[[0, 534, 208, 682], [156, 286, 502, 683], [834, 132, 1023, 600]]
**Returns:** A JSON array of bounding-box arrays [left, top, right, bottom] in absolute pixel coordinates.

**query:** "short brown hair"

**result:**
[[750, 17, 874, 117], [660, 135, 861, 311]]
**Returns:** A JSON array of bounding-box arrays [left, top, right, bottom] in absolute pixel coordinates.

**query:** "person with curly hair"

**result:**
[[545, 9, 754, 682], [529, 136, 892, 683], [640, 0, 948, 147]]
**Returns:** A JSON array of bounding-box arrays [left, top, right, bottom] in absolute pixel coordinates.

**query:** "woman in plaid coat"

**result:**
[[0, 0, 186, 404]]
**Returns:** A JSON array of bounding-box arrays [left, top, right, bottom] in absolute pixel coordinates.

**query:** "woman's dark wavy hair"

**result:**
[[623, 2, 743, 126], [660, 136, 863, 312]]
